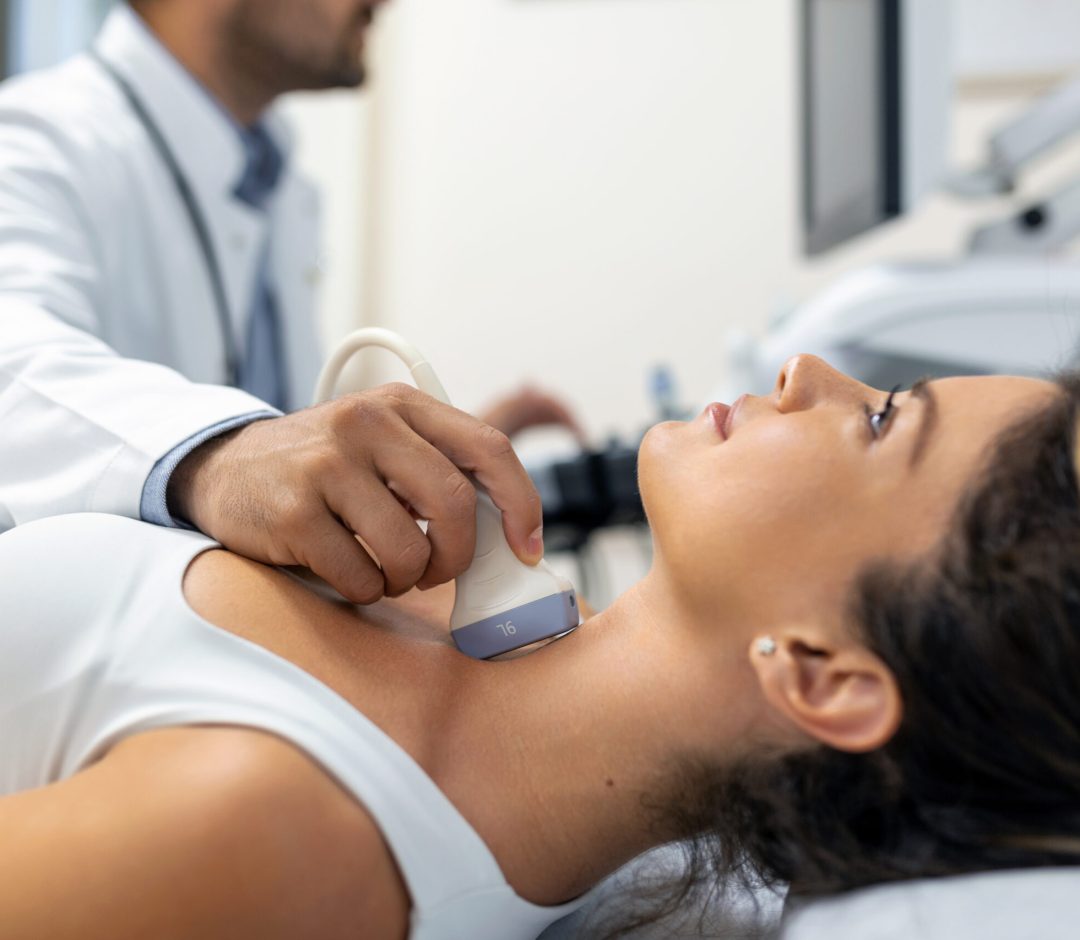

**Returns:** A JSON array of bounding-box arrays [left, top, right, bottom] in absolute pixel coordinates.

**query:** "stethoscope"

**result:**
[[89, 48, 241, 388]]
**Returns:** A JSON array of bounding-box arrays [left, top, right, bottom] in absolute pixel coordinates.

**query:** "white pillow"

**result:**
[[782, 868, 1080, 940]]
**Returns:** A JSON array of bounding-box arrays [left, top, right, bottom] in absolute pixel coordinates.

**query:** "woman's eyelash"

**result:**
[[865, 385, 902, 439]]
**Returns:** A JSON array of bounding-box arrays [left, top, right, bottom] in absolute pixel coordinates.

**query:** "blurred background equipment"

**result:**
[[721, 0, 1080, 403]]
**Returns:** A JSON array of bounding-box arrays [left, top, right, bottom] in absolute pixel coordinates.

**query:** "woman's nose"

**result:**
[[774, 354, 862, 413]]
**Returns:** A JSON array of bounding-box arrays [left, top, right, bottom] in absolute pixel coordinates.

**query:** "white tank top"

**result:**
[[0, 514, 586, 939]]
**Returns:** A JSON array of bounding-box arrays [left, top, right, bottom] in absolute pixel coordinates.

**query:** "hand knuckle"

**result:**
[[478, 425, 514, 461], [304, 448, 343, 481], [279, 495, 318, 534], [446, 473, 478, 517], [381, 382, 418, 404], [391, 535, 431, 579], [350, 571, 386, 605], [332, 394, 387, 434]]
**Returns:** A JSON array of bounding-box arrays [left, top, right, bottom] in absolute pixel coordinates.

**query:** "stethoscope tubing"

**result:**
[[89, 48, 241, 388]]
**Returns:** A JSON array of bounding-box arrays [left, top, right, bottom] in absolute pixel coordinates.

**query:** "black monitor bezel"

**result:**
[[802, 0, 904, 256]]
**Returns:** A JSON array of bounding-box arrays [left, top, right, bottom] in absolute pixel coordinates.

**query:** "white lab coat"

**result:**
[[0, 6, 323, 531]]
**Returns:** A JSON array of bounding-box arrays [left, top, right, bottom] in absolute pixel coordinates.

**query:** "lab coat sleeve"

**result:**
[[0, 114, 270, 531], [139, 413, 276, 527], [0, 301, 272, 530]]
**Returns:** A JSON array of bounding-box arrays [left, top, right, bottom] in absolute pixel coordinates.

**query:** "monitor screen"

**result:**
[[803, 0, 902, 255]]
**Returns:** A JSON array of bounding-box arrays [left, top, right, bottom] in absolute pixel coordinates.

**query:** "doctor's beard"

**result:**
[[228, 0, 379, 95]]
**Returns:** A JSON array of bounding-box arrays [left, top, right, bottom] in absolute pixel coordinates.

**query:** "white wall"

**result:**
[[289, 0, 1080, 441], [279, 89, 374, 353], [368, 0, 797, 437]]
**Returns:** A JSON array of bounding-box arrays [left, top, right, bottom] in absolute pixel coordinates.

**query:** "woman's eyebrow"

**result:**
[[908, 377, 939, 467]]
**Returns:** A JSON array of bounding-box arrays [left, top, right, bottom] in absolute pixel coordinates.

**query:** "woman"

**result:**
[[1, 354, 1076, 939]]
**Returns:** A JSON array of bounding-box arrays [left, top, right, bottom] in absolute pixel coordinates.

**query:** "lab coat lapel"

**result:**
[[96, 5, 262, 354]]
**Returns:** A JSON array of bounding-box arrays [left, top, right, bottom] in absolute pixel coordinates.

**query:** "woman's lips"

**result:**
[[725, 394, 747, 439], [708, 403, 731, 440], [707, 394, 746, 440]]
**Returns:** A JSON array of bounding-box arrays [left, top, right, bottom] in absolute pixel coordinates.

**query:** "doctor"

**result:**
[[0, 0, 549, 603]]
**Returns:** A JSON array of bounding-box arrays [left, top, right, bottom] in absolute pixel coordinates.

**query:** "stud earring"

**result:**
[[756, 636, 778, 657]]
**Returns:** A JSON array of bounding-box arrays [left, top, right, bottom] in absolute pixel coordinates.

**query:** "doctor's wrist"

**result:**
[[167, 423, 249, 530], [143, 412, 279, 530]]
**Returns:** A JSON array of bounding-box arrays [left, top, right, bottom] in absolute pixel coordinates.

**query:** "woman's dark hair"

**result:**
[[606, 374, 1080, 937]]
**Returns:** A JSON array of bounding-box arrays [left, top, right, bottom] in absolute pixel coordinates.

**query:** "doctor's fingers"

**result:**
[[284, 504, 389, 605], [393, 393, 544, 565], [363, 441, 481, 590], [323, 476, 438, 599]]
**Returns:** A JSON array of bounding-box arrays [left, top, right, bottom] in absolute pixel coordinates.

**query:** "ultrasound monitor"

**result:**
[[802, 0, 953, 256]]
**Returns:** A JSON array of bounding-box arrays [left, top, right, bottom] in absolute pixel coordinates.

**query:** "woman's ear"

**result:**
[[748, 630, 902, 753]]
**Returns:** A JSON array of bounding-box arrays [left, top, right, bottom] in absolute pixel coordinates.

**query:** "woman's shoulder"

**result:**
[[19, 724, 411, 940]]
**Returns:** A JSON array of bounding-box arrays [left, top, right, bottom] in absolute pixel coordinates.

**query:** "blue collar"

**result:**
[[234, 123, 285, 210]]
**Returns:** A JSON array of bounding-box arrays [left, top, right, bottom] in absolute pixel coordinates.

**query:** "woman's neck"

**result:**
[[184, 550, 759, 908], [432, 573, 760, 905]]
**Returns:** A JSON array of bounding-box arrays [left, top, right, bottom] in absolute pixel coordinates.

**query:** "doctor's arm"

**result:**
[[0, 113, 544, 600], [0, 109, 273, 530]]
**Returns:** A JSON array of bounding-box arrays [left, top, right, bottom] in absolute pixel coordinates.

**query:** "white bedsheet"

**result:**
[[543, 858, 1080, 939], [782, 868, 1080, 940]]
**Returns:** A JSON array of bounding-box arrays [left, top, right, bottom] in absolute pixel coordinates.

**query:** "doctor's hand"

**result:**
[[167, 384, 545, 604], [479, 385, 587, 443]]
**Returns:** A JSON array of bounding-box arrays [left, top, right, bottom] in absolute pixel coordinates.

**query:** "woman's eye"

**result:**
[[869, 407, 893, 438], [866, 385, 902, 440]]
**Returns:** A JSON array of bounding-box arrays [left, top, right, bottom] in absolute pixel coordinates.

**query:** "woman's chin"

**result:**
[[636, 421, 691, 540], [639, 419, 686, 465]]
